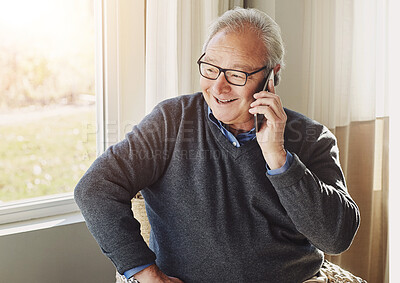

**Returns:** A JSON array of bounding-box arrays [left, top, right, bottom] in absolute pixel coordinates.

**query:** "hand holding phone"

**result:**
[[251, 66, 287, 169], [255, 69, 274, 132]]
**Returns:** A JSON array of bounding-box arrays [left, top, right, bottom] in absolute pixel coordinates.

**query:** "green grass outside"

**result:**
[[0, 108, 97, 202]]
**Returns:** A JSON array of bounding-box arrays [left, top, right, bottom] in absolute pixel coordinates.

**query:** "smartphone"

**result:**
[[255, 69, 274, 132]]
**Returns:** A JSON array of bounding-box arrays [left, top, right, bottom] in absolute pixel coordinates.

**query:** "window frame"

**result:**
[[0, 0, 146, 228]]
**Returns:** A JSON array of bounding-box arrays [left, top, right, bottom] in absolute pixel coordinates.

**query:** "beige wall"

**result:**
[[0, 223, 115, 283], [275, 0, 307, 115], [248, 0, 307, 115]]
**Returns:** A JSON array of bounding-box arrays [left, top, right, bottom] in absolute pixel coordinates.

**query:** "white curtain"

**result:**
[[145, 0, 244, 113], [302, 0, 390, 282], [301, 0, 389, 129]]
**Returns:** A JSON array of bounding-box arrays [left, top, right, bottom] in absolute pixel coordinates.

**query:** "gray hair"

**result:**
[[202, 7, 285, 85]]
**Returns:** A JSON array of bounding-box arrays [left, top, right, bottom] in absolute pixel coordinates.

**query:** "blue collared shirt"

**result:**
[[124, 107, 293, 279]]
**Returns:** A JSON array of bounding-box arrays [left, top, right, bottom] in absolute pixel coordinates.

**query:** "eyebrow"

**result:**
[[204, 55, 255, 71]]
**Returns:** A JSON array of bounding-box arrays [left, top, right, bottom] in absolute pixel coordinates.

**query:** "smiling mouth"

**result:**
[[215, 97, 238, 104]]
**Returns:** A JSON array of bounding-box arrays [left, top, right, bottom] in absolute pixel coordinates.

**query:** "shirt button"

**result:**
[[232, 142, 237, 147]]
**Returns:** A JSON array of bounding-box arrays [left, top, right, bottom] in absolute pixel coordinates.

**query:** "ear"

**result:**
[[273, 64, 281, 74], [272, 64, 281, 86]]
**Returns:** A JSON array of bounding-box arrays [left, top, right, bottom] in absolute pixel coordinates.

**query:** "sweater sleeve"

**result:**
[[267, 126, 360, 255], [74, 103, 177, 274]]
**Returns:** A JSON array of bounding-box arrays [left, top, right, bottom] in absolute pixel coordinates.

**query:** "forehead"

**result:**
[[205, 29, 266, 69]]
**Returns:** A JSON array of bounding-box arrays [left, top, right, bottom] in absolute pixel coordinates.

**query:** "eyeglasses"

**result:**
[[197, 53, 268, 86]]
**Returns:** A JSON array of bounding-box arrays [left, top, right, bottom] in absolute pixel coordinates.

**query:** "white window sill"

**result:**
[[0, 211, 84, 237], [0, 193, 84, 236]]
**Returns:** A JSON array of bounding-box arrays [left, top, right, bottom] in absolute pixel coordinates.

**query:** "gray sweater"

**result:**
[[74, 93, 360, 283]]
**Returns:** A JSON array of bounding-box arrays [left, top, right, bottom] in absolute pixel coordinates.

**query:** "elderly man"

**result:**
[[75, 7, 360, 283]]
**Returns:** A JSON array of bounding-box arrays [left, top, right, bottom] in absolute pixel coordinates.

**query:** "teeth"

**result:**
[[217, 98, 236, 103]]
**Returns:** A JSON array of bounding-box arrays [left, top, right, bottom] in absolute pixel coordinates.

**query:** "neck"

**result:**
[[223, 123, 253, 136]]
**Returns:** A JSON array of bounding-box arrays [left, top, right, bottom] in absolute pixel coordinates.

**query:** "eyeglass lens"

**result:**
[[199, 62, 247, 86]]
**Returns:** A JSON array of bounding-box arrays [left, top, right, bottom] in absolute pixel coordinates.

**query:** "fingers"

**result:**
[[267, 78, 275, 93], [251, 95, 283, 114], [249, 93, 286, 122]]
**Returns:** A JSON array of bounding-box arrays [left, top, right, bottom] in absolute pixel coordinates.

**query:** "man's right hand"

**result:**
[[133, 264, 184, 283]]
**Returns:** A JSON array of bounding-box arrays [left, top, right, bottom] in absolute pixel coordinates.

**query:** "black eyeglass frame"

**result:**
[[196, 53, 269, 86]]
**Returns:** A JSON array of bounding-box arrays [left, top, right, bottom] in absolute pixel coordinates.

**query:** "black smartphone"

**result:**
[[255, 69, 274, 132]]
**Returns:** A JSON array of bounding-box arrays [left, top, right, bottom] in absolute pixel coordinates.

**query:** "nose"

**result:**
[[211, 72, 231, 94]]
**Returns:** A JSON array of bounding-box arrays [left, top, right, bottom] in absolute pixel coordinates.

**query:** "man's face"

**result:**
[[200, 29, 267, 131]]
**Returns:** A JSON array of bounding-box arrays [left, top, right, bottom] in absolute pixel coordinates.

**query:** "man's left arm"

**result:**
[[268, 131, 360, 254], [250, 79, 360, 254]]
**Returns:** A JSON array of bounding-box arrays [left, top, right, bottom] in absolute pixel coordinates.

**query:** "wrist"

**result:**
[[133, 264, 167, 283], [263, 147, 287, 170]]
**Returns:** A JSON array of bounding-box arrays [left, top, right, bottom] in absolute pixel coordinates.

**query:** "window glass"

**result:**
[[0, 0, 96, 203]]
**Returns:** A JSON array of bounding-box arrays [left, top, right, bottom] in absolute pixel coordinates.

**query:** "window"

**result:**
[[0, 0, 146, 226], [0, 0, 96, 204]]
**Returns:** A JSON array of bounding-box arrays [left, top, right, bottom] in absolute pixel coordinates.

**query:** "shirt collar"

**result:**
[[207, 107, 256, 146]]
